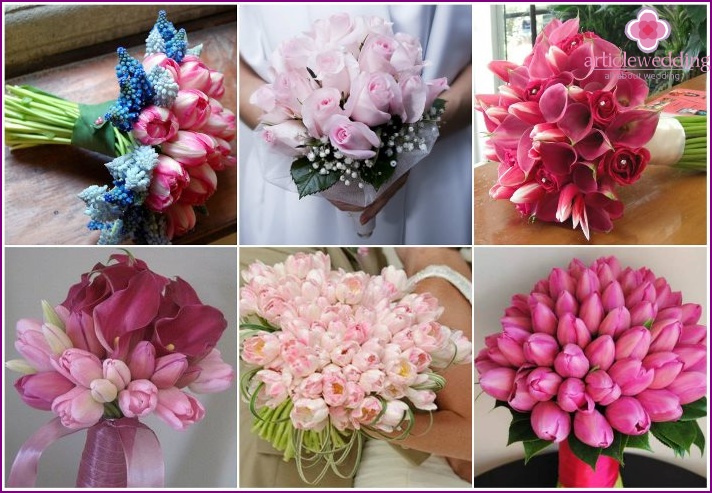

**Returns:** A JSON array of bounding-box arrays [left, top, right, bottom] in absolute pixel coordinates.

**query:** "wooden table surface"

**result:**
[[474, 75, 708, 245], [4, 20, 237, 245]]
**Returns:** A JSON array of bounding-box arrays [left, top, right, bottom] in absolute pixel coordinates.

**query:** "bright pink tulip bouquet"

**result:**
[[240, 252, 471, 483], [250, 13, 448, 236], [476, 256, 706, 487], [475, 17, 707, 239], [5, 11, 236, 244], [6, 253, 234, 487]]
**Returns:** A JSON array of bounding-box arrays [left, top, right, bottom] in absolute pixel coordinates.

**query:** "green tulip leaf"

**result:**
[[680, 397, 707, 421], [568, 434, 602, 471], [522, 438, 553, 464], [626, 432, 653, 452], [601, 431, 627, 465]]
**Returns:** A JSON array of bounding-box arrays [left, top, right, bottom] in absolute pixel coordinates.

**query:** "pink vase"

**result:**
[[558, 440, 621, 488]]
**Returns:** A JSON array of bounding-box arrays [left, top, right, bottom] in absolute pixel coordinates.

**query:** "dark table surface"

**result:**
[[474, 452, 706, 488]]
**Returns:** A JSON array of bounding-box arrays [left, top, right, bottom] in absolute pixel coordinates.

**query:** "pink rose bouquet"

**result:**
[[240, 252, 471, 484], [7, 253, 234, 487], [476, 256, 706, 487], [475, 17, 707, 239], [5, 11, 236, 244], [250, 13, 448, 235]]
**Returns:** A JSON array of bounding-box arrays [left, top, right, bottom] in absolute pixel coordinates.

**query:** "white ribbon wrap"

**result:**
[[645, 116, 685, 167]]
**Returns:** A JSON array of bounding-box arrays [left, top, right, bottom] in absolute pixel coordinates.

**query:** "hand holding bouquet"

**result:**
[[240, 252, 471, 484], [250, 13, 448, 236], [7, 253, 234, 487]]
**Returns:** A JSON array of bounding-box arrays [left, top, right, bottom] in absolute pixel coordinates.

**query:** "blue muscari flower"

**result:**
[[186, 43, 203, 57], [123, 206, 171, 245], [154, 10, 177, 44], [165, 28, 187, 63], [147, 66, 179, 108], [105, 48, 155, 132], [145, 27, 165, 56], [150, 10, 188, 63]]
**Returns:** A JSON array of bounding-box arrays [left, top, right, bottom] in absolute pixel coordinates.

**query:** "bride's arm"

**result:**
[[394, 248, 473, 469], [239, 57, 266, 130], [438, 63, 473, 139]]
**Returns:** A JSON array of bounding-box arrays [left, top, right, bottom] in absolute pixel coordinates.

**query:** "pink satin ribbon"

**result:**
[[8, 417, 164, 488], [558, 439, 620, 488]]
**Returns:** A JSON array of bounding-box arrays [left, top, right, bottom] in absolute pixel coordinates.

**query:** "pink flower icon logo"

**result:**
[[625, 8, 671, 53]]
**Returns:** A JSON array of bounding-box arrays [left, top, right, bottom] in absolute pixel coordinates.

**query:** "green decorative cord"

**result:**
[[673, 115, 707, 171]]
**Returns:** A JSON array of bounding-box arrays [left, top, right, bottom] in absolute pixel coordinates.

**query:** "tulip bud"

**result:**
[[598, 306, 631, 338], [523, 333, 559, 366], [102, 359, 131, 392], [508, 369, 538, 412], [656, 306, 682, 322], [52, 387, 104, 429], [165, 202, 197, 239], [674, 344, 706, 371], [605, 396, 651, 435], [555, 291, 579, 318], [585, 370, 622, 405], [614, 326, 651, 360], [625, 281, 656, 307], [629, 301, 656, 327], [53, 348, 103, 388], [531, 401, 571, 442], [557, 314, 591, 349], [584, 335, 615, 371], [145, 155, 190, 212], [151, 353, 189, 389], [161, 131, 210, 167], [636, 389, 682, 422], [531, 303, 558, 335], [205, 70, 225, 99], [41, 300, 65, 330], [678, 324, 706, 345], [42, 323, 73, 355], [128, 341, 156, 380], [642, 352, 683, 389], [549, 268, 575, 299], [554, 344, 590, 378], [608, 358, 654, 396], [178, 163, 217, 206], [601, 281, 625, 311], [526, 367, 562, 401], [15, 372, 75, 410], [119, 379, 159, 418], [680, 303, 702, 325], [90, 378, 118, 403], [480, 367, 516, 401], [557, 378, 594, 413], [574, 409, 614, 448], [475, 350, 499, 375], [666, 371, 706, 405], [579, 293, 604, 335], [649, 319, 681, 352], [132, 105, 179, 145], [172, 89, 211, 129], [576, 269, 600, 302], [178, 56, 211, 92]]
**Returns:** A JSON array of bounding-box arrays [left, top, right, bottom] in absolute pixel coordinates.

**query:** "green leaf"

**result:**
[[601, 431, 628, 465], [680, 397, 707, 421], [74, 101, 118, 157], [432, 97, 447, 113], [507, 416, 539, 445], [290, 156, 339, 198], [626, 432, 653, 452], [522, 439, 553, 463], [651, 421, 698, 456], [360, 158, 395, 191], [567, 434, 602, 471], [691, 420, 706, 455]]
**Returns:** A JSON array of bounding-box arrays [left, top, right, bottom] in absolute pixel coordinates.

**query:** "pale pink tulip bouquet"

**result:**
[[476, 256, 706, 485], [250, 13, 448, 235], [240, 252, 471, 483], [7, 253, 234, 487], [475, 18, 706, 239], [5, 11, 236, 244]]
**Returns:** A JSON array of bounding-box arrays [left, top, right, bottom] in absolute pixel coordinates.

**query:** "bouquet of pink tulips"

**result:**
[[476, 17, 707, 239], [240, 252, 471, 484], [7, 253, 234, 487], [250, 13, 448, 235], [476, 256, 706, 486], [4, 11, 236, 244]]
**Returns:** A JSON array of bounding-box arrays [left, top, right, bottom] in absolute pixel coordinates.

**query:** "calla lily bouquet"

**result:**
[[476, 256, 706, 485], [6, 253, 234, 488], [240, 252, 472, 484], [4, 11, 236, 244], [475, 18, 707, 239]]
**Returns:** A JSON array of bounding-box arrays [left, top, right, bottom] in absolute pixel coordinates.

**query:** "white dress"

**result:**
[[239, 5, 473, 245]]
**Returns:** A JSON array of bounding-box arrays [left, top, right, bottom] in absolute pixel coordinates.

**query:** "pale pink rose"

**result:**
[[322, 373, 348, 406], [165, 202, 197, 239], [132, 106, 179, 145], [151, 353, 189, 389], [188, 349, 234, 394], [345, 72, 402, 126], [250, 85, 277, 113], [358, 34, 398, 74], [179, 55, 211, 93], [145, 155, 189, 212], [242, 333, 281, 366], [118, 379, 158, 418], [425, 77, 450, 108], [399, 75, 427, 123], [375, 399, 409, 432], [302, 88, 346, 138], [326, 114, 380, 160], [391, 32, 424, 73], [178, 163, 217, 206], [102, 359, 131, 391], [272, 36, 316, 73], [290, 398, 329, 430], [52, 348, 103, 388], [172, 89, 211, 130], [351, 395, 383, 428], [273, 70, 318, 114], [155, 387, 206, 431], [161, 131, 211, 167], [15, 318, 55, 372], [52, 387, 104, 429], [89, 378, 118, 403], [407, 388, 437, 411], [311, 49, 355, 93], [261, 120, 309, 157]]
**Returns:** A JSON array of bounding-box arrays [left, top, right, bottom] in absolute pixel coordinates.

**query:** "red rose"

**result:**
[[601, 147, 650, 185], [588, 90, 619, 126]]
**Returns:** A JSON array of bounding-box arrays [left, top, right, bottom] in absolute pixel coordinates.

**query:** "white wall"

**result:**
[[473, 247, 708, 479], [3, 247, 237, 487]]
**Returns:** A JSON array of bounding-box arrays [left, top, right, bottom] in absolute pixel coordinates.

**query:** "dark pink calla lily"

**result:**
[[606, 109, 659, 148], [558, 103, 593, 143], [539, 141, 577, 175], [572, 163, 597, 193], [614, 75, 649, 108], [539, 83, 569, 123], [576, 130, 612, 160]]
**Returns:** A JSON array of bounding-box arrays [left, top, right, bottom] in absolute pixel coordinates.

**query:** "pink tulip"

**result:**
[[642, 353, 683, 392], [674, 344, 706, 371], [132, 106, 178, 145], [548, 268, 575, 298], [15, 372, 74, 411], [178, 163, 217, 206], [145, 155, 189, 212], [41, 323, 73, 355], [576, 269, 601, 302], [155, 387, 206, 431], [102, 359, 131, 391], [680, 303, 702, 325], [52, 348, 103, 388], [574, 409, 614, 448], [52, 387, 104, 429], [201, 99, 236, 140], [128, 341, 156, 380], [161, 131, 211, 167], [326, 114, 380, 160], [172, 89, 211, 129], [554, 344, 590, 378], [557, 314, 591, 349], [585, 370, 622, 405], [531, 401, 571, 442], [557, 378, 594, 413], [678, 324, 706, 345], [608, 358, 654, 396], [509, 369, 538, 412], [531, 303, 557, 335], [614, 326, 651, 360], [143, 52, 180, 83], [352, 396, 383, 426], [15, 318, 55, 372], [527, 367, 562, 401], [205, 70, 225, 99], [89, 378, 118, 403], [554, 291, 579, 319], [151, 353, 189, 389], [636, 389, 682, 422], [242, 333, 281, 367], [165, 202, 197, 239], [178, 55, 211, 92], [649, 319, 681, 352], [523, 333, 559, 366], [584, 335, 615, 371], [188, 349, 234, 394], [666, 371, 706, 405], [497, 327, 528, 367], [598, 307, 631, 338], [119, 379, 158, 418], [480, 367, 516, 401], [579, 293, 604, 335], [605, 396, 651, 435]]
